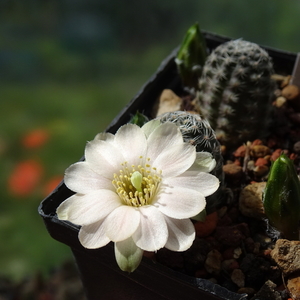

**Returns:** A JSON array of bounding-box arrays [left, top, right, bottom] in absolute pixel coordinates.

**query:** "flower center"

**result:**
[[112, 157, 162, 207]]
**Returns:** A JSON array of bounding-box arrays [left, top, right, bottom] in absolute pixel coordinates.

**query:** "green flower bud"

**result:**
[[114, 237, 144, 273], [263, 153, 300, 240], [175, 23, 207, 90]]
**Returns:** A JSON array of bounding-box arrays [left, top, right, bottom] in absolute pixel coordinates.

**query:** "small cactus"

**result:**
[[175, 23, 207, 90], [196, 39, 276, 149], [157, 111, 224, 214], [129, 111, 149, 126], [263, 153, 300, 240]]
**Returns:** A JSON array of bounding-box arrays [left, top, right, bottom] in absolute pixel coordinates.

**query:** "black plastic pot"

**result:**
[[38, 32, 297, 300]]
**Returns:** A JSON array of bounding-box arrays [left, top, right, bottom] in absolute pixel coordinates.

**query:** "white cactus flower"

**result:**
[[56, 120, 219, 272]]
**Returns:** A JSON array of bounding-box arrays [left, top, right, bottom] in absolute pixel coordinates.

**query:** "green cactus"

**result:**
[[263, 153, 300, 240], [196, 39, 276, 149], [129, 111, 149, 127], [157, 111, 224, 214], [175, 23, 207, 90]]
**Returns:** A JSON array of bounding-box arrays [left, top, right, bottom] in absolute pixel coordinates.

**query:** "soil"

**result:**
[[150, 76, 300, 300]]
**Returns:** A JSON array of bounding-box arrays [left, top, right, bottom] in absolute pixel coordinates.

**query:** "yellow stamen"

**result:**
[[112, 157, 162, 207]]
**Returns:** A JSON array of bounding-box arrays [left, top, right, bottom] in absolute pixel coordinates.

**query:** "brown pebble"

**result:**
[[239, 182, 266, 219], [294, 141, 300, 154], [251, 139, 263, 146], [205, 249, 222, 275], [194, 211, 218, 238], [250, 145, 271, 158], [234, 145, 246, 157], [154, 89, 182, 117], [253, 165, 269, 177], [223, 163, 243, 185], [252, 280, 282, 300], [270, 149, 282, 161], [287, 275, 300, 300], [274, 88, 282, 97], [271, 239, 300, 276], [220, 145, 226, 156], [274, 96, 287, 108], [231, 268, 245, 288], [247, 160, 256, 171], [281, 75, 291, 88], [283, 149, 289, 155], [255, 157, 269, 166], [233, 159, 241, 166], [233, 247, 243, 259], [282, 84, 300, 101]]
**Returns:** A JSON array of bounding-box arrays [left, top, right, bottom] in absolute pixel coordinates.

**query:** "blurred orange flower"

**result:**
[[43, 175, 63, 196], [21, 128, 50, 149], [8, 160, 43, 197]]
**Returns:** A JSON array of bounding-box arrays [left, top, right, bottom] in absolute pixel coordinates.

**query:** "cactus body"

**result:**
[[157, 111, 224, 213], [196, 39, 276, 149]]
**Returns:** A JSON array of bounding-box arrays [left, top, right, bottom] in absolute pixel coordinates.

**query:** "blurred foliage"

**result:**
[[0, 0, 300, 281]]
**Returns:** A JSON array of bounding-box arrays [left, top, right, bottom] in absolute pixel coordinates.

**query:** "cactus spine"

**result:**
[[196, 39, 276, 149]]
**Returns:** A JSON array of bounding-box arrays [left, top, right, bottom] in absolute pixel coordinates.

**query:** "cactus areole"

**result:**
[[197, 39, 276, 149]]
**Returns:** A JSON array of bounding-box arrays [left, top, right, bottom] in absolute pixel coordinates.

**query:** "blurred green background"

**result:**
[[1, 0, 300, 281]]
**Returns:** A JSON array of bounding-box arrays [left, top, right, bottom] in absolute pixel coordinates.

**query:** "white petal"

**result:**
[[146, 122, 184, 162], [165, 172, 220, 197], [155, 185, 206, 219], [132, 205, 168, 251], [152, 143, 196, 178], [164, 217, 195, 251], [103, 206, 140, 242], [84, 139, 125, 177], [114, 124, 147, 166], [114, 237, 144, 272], [189, 152, 217, 173], [78, 220, 111, 249], [141, 120, 161, 138], [64, 162, 113, 193], [56, 190, 122, 225], [94, 132, 115, 143]]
